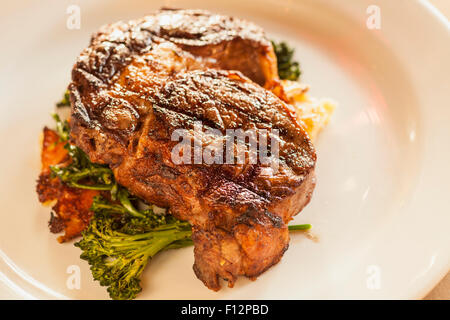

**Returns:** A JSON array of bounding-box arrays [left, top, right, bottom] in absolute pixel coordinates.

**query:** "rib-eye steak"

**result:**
[[69, 8, 316, 290]]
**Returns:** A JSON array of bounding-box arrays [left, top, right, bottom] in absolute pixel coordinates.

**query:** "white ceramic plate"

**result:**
[[0, 0, 449, 299]]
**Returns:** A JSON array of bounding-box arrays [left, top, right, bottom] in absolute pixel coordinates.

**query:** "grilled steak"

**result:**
[[69, 8, 316, 290]]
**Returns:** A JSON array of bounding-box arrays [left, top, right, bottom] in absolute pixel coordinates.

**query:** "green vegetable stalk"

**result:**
[[56, 90, 70, 108], [49, 114, 116, 191], [272, 40, 301, 81]]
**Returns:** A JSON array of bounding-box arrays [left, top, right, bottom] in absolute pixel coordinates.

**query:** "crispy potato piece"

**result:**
[[36, 127, 99, 242], [282, 80, 336, 141], [40, 127, 70, 172]]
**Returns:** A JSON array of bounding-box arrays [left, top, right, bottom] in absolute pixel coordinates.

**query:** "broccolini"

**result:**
[[272, 40, 301, 81], [75, 198, 192, 300]]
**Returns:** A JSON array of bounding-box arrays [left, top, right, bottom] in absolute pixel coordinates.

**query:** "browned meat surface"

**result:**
[[69, 8, 316, 290], [36, 128, 100, 243], [77, 8, 278, 89]]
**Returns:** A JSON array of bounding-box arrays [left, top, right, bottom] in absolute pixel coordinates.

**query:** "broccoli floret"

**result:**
[[272, 41, 301, 81], [75, 208, 193, 300]]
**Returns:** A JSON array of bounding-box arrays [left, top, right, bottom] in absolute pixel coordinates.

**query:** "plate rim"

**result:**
[[0, 0, 449, 300]]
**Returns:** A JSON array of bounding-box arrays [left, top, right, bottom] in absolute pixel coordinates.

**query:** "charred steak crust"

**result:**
[[69, 9, 316, 290], [71, 8, 277, 88]]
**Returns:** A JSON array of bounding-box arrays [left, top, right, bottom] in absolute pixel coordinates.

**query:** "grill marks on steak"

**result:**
[[73, 9, 277, 88], [136, 8, 279, 87], [69, 9, 316, 290]]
